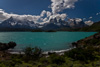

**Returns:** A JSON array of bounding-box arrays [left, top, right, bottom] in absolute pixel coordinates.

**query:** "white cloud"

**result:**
[[40, 10, 52, 17], [51, 0, 78, 14], [67, 18, 83, 24], [40, 10, 47, 17], [0, 9, 10, 21], [96, 12, 100, 15], [47, 11, 52, 17], [85, 20, 94, 26], [89, 16, 93, 19], [96, 13, 99, 15], [0, 8, 68, 23], [0, 9, 2, 11], [0, 0, 79, 24], [0, 9, 41, 23], [75, 18, 82, 23], [83, 18, 86, 20], [49, 13, 67, 21]]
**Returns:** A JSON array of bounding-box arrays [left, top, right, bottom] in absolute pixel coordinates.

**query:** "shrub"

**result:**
[[0, 41, 16, 51], [8, 42, 16, 49], [24, 47, 42, 61], [49, 54, 65, 65], [65, 47, 97, 62]]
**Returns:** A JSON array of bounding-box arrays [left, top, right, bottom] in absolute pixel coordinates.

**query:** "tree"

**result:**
[[24, 47, 34, 56], [24, 47, 42, 61]]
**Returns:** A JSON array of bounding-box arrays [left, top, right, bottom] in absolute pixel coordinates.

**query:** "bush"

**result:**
[[8, 42, 16, 49], [24, 47, 42, 61], [24, 47, 34, 56], [0, 41, 16, 51], [65, 47, 97, 62], [49, 54, 65, 65]]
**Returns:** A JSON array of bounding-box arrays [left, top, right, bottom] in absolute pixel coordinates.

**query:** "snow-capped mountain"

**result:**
[[0, 17, 37, 29], [0, 17, 88, 31], [42, 18, 69, 30], [42, 18, 87, 30], [68, 18, 87, 28]]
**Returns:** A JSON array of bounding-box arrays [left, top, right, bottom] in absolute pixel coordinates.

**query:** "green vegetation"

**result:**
[[80, 21, 100, 32], [1, 46, 100, 67]]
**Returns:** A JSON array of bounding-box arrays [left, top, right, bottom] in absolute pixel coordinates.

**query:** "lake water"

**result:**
[[0, 32, 96, 51]]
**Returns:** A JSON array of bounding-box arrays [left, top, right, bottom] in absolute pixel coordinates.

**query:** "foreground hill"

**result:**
[[80, 21, 100, 32], [72, 32, 100, 47]]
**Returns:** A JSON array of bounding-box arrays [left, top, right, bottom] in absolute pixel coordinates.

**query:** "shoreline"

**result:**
[[8, 47, 75, 55]]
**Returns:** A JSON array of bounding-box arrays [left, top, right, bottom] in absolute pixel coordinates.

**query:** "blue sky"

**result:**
[[0, 0, 51, 15], [0, 0, 100, 22]]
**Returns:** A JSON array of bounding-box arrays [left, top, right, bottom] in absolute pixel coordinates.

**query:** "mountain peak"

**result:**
[[9, 16, 13, 19], [50, 18, 57, 23], [8, 16, 15, 21]]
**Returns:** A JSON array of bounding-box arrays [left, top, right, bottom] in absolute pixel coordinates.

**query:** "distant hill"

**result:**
[[80, 21, 100, 32]]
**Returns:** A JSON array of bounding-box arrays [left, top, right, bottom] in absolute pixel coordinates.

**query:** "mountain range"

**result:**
[[0, 17, 92, 31]]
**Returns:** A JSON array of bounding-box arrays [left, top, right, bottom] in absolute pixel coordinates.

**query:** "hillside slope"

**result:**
[[72, 32, 100, 47], [80, 21, 100, 32]]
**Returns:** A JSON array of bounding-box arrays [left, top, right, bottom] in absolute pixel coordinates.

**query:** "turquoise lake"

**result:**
[[0, 32, 96, 51]]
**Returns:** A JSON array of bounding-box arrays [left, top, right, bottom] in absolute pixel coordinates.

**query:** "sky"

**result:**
[[0, 0, 100, 23]]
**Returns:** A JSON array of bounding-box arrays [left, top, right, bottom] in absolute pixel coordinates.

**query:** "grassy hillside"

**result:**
[[80, 21, 100, 32]]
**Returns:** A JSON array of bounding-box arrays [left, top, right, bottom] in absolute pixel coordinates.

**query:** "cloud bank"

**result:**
[[0, 9, 41, 22], [0, 0, 78, 23]]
